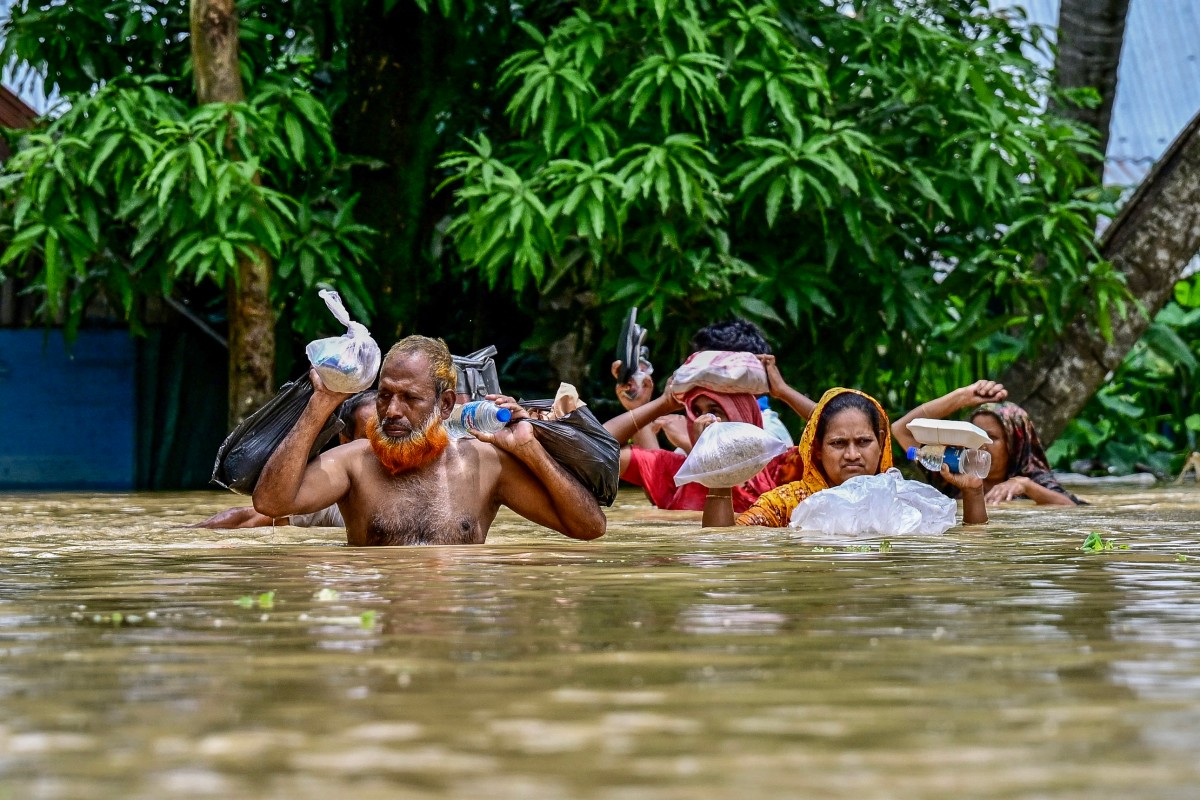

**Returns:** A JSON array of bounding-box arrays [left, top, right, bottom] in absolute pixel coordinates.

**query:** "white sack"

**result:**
[[305, 289, 381, 393], [670, 351, 769, 395], [789, 468, 956, 538], [674, 421, 788, 488]]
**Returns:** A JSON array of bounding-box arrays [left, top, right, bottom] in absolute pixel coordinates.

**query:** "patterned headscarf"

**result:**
[[682, 388, 763, 445], [971, 402, 1080, 503], [737, 388, 892, 527], [794, 387, 894, 495]]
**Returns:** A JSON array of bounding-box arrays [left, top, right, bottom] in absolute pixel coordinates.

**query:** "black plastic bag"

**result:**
[[211, 374, 344, 495], [521, 400, 621, 506]]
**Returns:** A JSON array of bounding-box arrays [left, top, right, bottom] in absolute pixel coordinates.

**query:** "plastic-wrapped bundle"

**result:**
[[305, 289, 381, 393], [211, 374, 343, 495], [519, 398, 621, 507], [673, 422, 788, 488], [789, 468, 957, 538], [670, 351, 769, 395]]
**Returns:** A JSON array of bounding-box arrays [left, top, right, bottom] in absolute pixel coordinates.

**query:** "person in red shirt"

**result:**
[[604, 353, 814, 513]]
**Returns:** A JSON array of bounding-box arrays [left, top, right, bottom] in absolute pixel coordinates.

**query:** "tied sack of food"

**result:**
[[674, 422, 789, 488], [518, 384, 622, 507], [670, 351, 769, 395], [305, 288, 381, 393], [789, 468, 957, 539]]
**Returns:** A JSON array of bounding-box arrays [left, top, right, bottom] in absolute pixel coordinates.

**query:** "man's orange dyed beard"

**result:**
[[368, 411, 449, 475]]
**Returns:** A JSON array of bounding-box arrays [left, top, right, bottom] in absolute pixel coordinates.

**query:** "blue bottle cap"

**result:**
[[757, 395, 770, 410], [496, 407, 512, 423], [906, 446, 918, 461]]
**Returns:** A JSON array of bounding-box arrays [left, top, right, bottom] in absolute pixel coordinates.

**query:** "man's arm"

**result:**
[[253, 370, 355, 519], [477, 421, 606, 540], [891, 380, 1007, 452]]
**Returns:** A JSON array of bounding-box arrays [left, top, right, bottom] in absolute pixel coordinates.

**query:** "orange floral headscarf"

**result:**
[[738, 387, 892, 527]]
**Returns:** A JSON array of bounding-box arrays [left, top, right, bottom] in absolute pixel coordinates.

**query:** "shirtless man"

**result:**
[[253, 335, 607, 546]]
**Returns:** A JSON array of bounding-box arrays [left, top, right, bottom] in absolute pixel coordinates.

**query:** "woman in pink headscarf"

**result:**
[[604, 356, 812, 512]]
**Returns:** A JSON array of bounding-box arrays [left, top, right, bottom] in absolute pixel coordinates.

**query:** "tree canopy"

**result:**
[[0, 0, 1157, 449]]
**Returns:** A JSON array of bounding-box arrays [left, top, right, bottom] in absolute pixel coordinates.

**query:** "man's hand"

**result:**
[[985, 476, 1027, 504], [483, 393, 531, 422], [310, 368, 356, 401], [957, 380, 1007, 409], [474, 394, 537, 453], [473, 418, 539, 453]]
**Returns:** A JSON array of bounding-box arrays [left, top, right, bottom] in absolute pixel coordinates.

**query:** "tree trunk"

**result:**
[[1001, 111, 1200, 441], [1051, 0, 1131, 185], [190, 0, 276, 427]]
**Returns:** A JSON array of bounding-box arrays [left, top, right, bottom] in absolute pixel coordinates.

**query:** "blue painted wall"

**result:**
[[0, 330, 136, 489]]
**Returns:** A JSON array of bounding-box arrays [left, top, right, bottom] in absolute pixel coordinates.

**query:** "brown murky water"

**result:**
[[1, 485, 1199, 799]]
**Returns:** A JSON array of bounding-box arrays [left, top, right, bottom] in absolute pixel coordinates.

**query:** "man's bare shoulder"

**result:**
[[315, 439, 374, 471]]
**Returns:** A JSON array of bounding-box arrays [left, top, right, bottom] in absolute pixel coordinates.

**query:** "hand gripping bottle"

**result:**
[[445, 400, 512, 439], [907, 444, 992, 478], [904, 418, 992, 478]]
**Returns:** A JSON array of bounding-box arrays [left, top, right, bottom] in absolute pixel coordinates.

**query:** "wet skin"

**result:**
[[817, 408, 883, 487], [971, 412, 1009, 485], [253, 354, 606, 546]]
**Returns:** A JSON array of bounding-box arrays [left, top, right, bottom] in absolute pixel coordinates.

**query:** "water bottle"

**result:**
[[907, 444, 992, 478], [445, 401, 512, 439]]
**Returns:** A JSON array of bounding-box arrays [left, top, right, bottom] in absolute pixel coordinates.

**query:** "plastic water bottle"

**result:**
[[907, 444, 992, 478], [445, 401, 512, 439]]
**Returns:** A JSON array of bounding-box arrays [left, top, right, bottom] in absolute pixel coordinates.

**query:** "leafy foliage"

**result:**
[[1078, 531, 1129, 552], [1049, 275, 1200, 477], [440, 0, 1123, 405], [0, 0, 375, 341]]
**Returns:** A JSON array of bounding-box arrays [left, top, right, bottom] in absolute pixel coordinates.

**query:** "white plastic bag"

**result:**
[[670, 351, 769, 395], [674, 421, 789, 488], [305, 289, 381, 393], [789, 469, 957, 538]]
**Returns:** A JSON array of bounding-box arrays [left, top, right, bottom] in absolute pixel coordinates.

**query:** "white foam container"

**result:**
[[906, 418, 992, 449]]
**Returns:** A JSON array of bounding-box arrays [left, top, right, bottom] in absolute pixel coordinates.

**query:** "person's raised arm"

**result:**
[[477, 408, 606, 540], [604, 386, 683, 446], [891, 380, 1008, 453], [755, 355, 816, 420], [609, 359, 661, 450], [253, 370, 355, 519]]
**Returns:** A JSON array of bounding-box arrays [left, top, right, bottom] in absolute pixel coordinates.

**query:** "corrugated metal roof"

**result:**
[[994, 0, 1200, 187], [0, 0, 59, 116]]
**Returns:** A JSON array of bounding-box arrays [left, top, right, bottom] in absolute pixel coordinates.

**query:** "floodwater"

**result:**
[[1, 486, 1199, 799]]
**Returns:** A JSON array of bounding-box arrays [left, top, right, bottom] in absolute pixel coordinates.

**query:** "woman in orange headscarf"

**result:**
[[701, 388, 988, 527]]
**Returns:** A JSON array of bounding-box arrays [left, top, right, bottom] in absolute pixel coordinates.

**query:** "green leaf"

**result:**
[[188, 142, 208, 187], [284, 114, 306, 163]]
